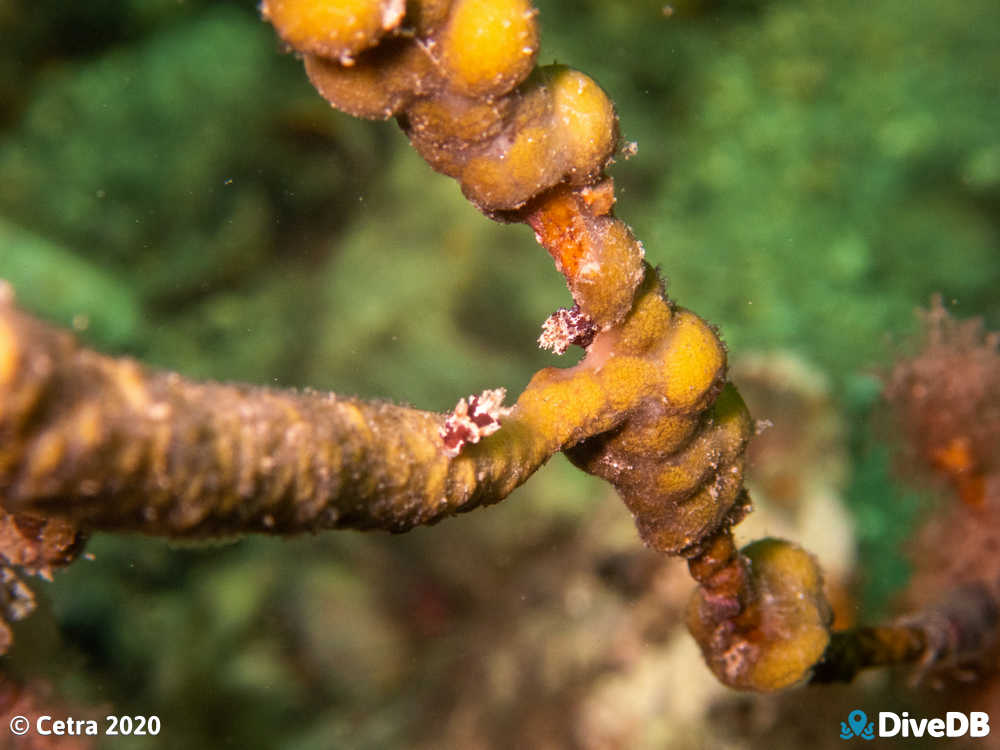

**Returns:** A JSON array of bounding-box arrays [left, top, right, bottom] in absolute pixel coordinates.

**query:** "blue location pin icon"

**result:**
[[848, 710, 868, 737]]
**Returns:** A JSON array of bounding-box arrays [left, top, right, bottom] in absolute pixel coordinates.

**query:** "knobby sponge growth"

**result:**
[[0, 0, 989, 694], [261, 0, 830, 692]]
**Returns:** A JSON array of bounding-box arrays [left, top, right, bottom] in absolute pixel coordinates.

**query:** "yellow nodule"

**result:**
[[546, 66, 618, 182], [741, 539, 832, 691], [263, 0, 405, 62], [0, 318, 17, 390], [438, 0, 539, 97], [461, 124, 558, 209], [660, 310, 725, 410]]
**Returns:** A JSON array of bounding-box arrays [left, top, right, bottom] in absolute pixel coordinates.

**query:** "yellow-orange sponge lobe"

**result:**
[[545, 66, 618, 184], [262, 0, 406, 62], [406, 95, 510, 146], [687, 538, 832, 692], [461, 124, 560, 209], [437, 0, 539, 98], [740, 539, 831, 690], [659, 310, 725, 410], [304, 42, 437, 119], [0, 317, 17, 390]]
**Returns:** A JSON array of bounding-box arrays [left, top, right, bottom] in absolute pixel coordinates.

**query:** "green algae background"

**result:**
[[1, 0, 998, 747]]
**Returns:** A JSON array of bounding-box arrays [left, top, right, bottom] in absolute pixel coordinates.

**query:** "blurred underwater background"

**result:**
[[0, 0, 998, 747]]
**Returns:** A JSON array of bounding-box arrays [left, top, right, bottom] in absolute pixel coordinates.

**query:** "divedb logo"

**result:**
[[839, 709, 990, 740]]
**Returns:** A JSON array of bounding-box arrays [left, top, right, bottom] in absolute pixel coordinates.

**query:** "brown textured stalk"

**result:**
[[0, 288, 621, 538], [685, 524, 752, 621], [811, 582, 1000, 684], [810, 627, 928, 684]]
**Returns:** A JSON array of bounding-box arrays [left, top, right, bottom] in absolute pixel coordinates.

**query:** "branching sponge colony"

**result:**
[[0, 0, 979, 693], [262, 0, 833, 691]]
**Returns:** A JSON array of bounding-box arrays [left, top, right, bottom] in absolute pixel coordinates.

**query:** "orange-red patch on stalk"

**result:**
[[525, 187, 591, 281]]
